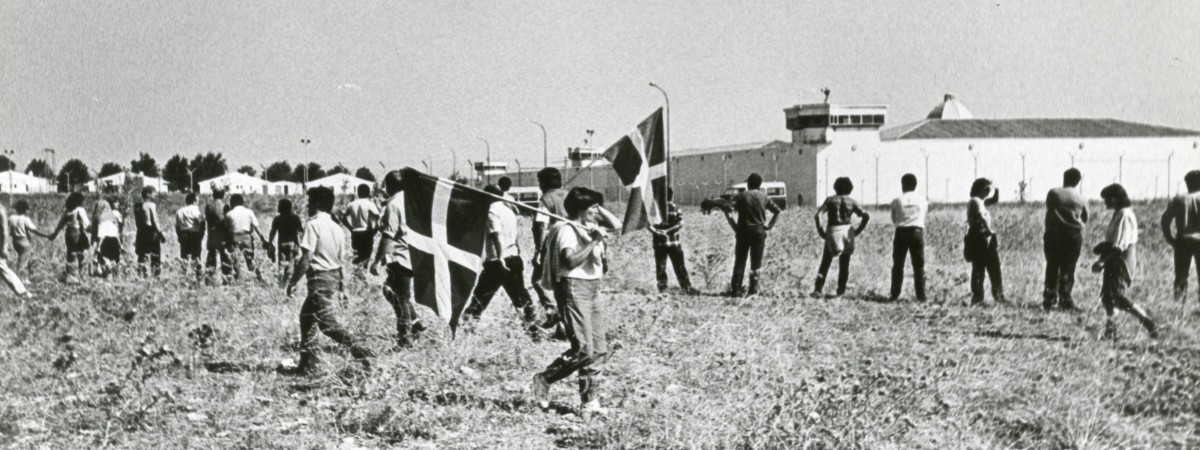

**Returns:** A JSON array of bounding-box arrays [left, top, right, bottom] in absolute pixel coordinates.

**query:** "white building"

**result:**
[[0, 171, 54, 194], [267, 181, 302, 196], [198, 173, 267, 195], [85, 172, 169, 193], [668, 94, 1200, 205], [308, 173, 374, 195]]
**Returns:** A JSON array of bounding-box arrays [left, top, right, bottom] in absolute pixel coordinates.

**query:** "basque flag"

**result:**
[[400, 168, 496, 333], [603, 108, 668, 233]]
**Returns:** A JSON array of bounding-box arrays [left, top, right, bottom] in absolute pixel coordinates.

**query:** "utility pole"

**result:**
[[527, 119, 548, 168]]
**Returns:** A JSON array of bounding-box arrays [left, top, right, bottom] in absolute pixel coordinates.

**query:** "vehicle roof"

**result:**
[[729, 181, 787, 189]]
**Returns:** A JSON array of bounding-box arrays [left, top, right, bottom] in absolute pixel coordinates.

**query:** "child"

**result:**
[[964, 178, 1006, 305], [270, 198, 303, 286], [0, 202, 34, 299], [811, 177, 870, 298], [8, 200, 48, 278], [47, 193, 91, 283], [93, 197, 124, 278], [1092, 183, 1157, 339]]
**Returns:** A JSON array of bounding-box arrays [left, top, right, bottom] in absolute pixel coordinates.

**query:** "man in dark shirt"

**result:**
[[722, 173, 781, 296], [204, 188, 231, 280], [271, 198, 304, 286], [531, 168, 568, 331], [134, 186, 165, 276], [1162, 170, 1200, 303], [650, 188, 697, 294], [1043, 168, 1088, 310]]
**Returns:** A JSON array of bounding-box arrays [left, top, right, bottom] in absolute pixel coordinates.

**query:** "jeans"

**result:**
[[350, 230, 375, 267], [299, 269, 361, 366], [1043, 229, 1082, 306], [530, 253, 561, 326], [890, 227, 926, 300], [730, 226, 767, 293], [205, 229, 232, 276], [135, 230, 161, 276], [227, 233, 259, 279], [384, 263, 421, 338], [970, 234, 1004, 302], [654, 245, 693, 291], [178, 230, 204, 261], [539, 278, 607, 403], [1172, 238, 1200, 302], [465, 256, 536, 323]]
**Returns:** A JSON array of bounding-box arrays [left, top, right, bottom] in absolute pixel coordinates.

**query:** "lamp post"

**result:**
[[2, 149, 14, 200], [873, 150, 880, 206], [1018, 150, 1027, 202], [527, 119, 548, 168], [921, 148, 930, 199], [722, 154, 729, 187], [1071, 142, 1082, 168], [300, 139, 311, 187], [968, 144, 978, 179], [474, 136, 491, 185], [1168, 149, 1175, 198], [514, 159, 522, 187], [186, 167, 197, 193], [1118, 149, 1125, 184]]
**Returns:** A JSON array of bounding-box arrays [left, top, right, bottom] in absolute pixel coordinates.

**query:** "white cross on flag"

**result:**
[[399, 168, 496, 334], [603, 107, 668, 233]]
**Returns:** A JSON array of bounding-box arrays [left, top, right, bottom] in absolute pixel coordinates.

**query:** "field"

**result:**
[[1, 193, 1198, 449]]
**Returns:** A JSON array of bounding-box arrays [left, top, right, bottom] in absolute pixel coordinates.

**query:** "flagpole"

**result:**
[[650, 82, 669, 217], [407, 168, 593, 232]]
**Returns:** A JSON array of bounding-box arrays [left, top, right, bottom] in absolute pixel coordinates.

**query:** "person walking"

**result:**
[[284, 186, 374, 375], [964, 178, 1007, 305], [463, 184, 539, 333], [1093, 183, 1157, 339], [529, 187, 619, 419], [270, 198, 303, 286], [204, 188, 230, 280], [223, 194, 268, 281], [8, 200, 48, 278], [175, 193, 206, 276], [339, 184, 380, 270], [1161, 170, 1200, 303], [93, 197, 124, 279], [1043, 168, 1088, 310], [134, 187, 165, 276], [811, 177, 870, 298], [497, 176, 521, 214], [370, 171, 425, 348], [722, 173, 781, 296], [531, 168, 569, 332], [650, 188, 697, 294], [0, 202, 34, 299], [47, 192, 91, 283], [889, 174, 927, 302]]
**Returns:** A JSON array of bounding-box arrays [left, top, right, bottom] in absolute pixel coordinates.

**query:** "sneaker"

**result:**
[[579, 400, 608, 420], [808, 290, 823, 299], [529, 374, 551, 409]]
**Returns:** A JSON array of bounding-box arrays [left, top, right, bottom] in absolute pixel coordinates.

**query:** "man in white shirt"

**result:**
[[339, 184, 381, 269], [223, 194, 269, 281], [889, 174, 928, 302], [175, 193, 206, 273], [463, 184, 538, 334], [370, 171, 424, 348]]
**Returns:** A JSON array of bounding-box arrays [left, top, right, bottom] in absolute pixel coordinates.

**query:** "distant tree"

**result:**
[[327, 164, 350, 176], [263, 161, 293, 182], [57, 159, 91, 192], [355, 167, 376, 182], [237, 165, 257, 177], [98, 162, 125, 178], [0, 155, 14, 173], [130, 152, 160, 177], [290, 163, 325, 184], [163, 154, 191, 191], [24, 159, 54, 178], [190, 152, 227, 184]]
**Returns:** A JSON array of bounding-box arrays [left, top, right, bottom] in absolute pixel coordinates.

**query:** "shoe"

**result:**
[[993, 293, 1010, 304], [682, 287, 701, 296], [1042, 300, 1055, 311], [1142, 319, 1159, 339], [886, 297, 899, 303], [1058, 301, 1079, 312], [579, 400, 608, 420], [1102, 321, 1118, 341], [809, 290, 823, 299], [529, 374, 551, 409]]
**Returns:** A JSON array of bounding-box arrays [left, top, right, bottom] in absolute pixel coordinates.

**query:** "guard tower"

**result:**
[[784, 103, 888, 144], [782, 95, 889, 205]]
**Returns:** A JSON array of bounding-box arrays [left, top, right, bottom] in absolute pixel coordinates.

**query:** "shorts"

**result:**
[[825, 224, 855, 255], [65, 228, 89, 253], [99, 237, 122, 262]]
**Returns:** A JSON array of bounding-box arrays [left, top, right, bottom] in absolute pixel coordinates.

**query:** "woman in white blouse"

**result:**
[[1091, 183, 1157, 340]]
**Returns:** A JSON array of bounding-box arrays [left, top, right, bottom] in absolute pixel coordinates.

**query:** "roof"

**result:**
[[881, 118, 1200, 141], [201, 172, 265, 185], [926, 94, 973, 120], [309, 173, 373, 187], [0, 171, 50, 182], [674, 140, 796, 157]]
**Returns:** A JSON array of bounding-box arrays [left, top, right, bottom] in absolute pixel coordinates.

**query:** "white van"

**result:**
[[724, 181, 788, 209], [507, 186, 542, 214]]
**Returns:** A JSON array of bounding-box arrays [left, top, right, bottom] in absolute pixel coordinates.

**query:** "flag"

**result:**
[[603, 107, 668, 233], [400, 168, 496, 334]]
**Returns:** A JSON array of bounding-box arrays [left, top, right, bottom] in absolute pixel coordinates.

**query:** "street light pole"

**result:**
[[527, 119, 548, 168], [969, 144, 977, 179], [873, 150, 880, 206], [1118, 150, 1125, 184], [474, 136, 491, 185], [921, 148, 930, 199], [514, 159, 522, 187]]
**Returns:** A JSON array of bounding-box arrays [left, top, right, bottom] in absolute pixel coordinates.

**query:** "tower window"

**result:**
[[851, 115, 862, 125]]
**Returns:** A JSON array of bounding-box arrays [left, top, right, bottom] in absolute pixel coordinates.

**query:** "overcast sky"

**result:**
[[2, 0, 1197, 175]]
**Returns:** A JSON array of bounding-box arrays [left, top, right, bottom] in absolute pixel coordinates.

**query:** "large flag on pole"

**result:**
[[603, 107, 667, 233], [399, 168, 496, 334]]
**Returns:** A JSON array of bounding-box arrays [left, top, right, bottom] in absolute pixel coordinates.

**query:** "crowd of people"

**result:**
[[1, 165, 1197, 419]]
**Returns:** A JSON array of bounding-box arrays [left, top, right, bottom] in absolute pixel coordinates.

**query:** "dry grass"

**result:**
[[0, 194, 1197, 449]]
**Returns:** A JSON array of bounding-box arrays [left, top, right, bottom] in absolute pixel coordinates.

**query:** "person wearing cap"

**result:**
[[175, 193, 206, 277], [530, 186, 620, 420], [723, 173, 781, 296], [223, 194, 269, 281], [1042, 168, 1088, 310], [650, 187, 697, 294], [1161, 170, 1200, 303], [964, 178, 1006, 305], [134, 186, 165, 276], [463, 184, 539, 333], [339, 184, 380, 270], [889, 174, 926, 302], [285, 186, 374, 375], [370, 170, 425, 347]]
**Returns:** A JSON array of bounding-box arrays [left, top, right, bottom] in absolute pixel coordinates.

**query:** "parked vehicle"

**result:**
[[700, 181, 788, 214], [508, 186, 541, 215]]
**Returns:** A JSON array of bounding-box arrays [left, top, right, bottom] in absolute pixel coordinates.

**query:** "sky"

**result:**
[[2, 0, 1198, 177]]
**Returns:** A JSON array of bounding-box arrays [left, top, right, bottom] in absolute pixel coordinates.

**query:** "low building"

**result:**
[[308, 173, 374, 196], [198, 173, 267, 195], [0, 171, 54, 194], [84, 172, 169, 193], [267, 181, 302, 196]]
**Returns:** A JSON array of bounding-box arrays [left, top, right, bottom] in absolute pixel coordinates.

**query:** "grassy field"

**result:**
[[0, 194, 1197, 448]]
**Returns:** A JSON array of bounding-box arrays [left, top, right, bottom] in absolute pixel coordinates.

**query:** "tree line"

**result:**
[[1, 151, 378, 192]]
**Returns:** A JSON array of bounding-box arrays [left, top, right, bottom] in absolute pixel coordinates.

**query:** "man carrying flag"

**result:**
[[370, 171, 426, 348]]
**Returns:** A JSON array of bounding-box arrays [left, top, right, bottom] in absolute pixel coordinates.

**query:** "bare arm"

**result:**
[[47, 214, 69, 240], [766, 209, 781, 231], [855, 211, 871, 235], [286, 249, 312, 296], [722, 210, 737, 231], [559, 229, 603, 270], [813, 209, 826, 238]]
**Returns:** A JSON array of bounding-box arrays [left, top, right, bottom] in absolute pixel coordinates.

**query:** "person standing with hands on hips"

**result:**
[[812, 177, 870, 299], [723, 173, 781, 297]]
